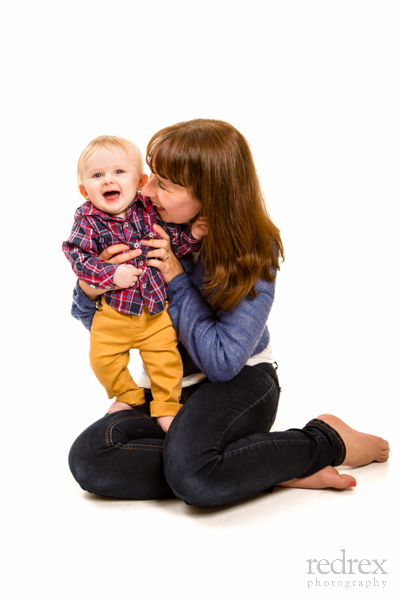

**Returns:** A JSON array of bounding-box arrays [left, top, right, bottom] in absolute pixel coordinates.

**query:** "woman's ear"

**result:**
[[79, 184, 89, 199]]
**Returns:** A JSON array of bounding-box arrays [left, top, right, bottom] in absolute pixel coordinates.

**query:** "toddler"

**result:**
[[63, 136, 202, 429]]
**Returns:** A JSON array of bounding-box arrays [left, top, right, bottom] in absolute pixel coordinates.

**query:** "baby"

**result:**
[[63, 135, 202, 430]]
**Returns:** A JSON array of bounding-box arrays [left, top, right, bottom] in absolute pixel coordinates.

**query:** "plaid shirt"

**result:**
[[62, 193, 201, 316]]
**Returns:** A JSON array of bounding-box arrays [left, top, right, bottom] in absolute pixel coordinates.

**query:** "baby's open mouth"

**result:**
[[103, 191, 120, 201]]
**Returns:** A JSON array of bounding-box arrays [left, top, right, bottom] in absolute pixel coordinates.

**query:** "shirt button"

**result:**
[[134, 242, 139, 248], [142, 284, 147, 289], [124, 222, 129, 229], [139, 261, 143, 266], [149, 233, 154, 238]]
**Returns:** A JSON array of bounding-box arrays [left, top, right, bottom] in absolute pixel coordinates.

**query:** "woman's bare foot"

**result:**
[[278, 465, 357, 489], [317, 414, 390, 467], [277, 414, 389, 491]]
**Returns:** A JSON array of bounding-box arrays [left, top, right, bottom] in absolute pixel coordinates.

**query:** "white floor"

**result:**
[[3, 390, 397, 600], [4, 265, 398, 600]]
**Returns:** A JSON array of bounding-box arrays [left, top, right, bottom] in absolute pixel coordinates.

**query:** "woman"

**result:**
[[69, 119, 389, 506]]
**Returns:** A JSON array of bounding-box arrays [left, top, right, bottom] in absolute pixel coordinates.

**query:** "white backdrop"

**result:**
[[1, 1, 399, 599]]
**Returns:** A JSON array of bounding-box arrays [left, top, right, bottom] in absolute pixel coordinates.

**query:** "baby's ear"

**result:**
[[79, 184, 89, 199], [138, 174, 148, 190]]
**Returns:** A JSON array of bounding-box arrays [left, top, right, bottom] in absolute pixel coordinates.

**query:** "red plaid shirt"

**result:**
[[62, 193, 201, 316]]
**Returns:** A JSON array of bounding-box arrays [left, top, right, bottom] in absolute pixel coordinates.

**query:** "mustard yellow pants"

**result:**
[[89, 299, 183, 417]]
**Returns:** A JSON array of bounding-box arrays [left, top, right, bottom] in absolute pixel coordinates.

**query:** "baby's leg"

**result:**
[[89, 301, 146, 408], [135, 306, 183, 418]]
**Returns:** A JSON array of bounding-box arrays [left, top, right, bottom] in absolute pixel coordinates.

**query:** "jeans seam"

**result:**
[[223, 437, 312, 457], [115, 444, 163, 451], [217, 376, 275, 453], [106, 415, 153, 448]]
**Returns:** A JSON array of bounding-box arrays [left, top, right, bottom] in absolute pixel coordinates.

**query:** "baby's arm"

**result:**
[[64, 214, 143, 289], [63, 217, 119, 288]]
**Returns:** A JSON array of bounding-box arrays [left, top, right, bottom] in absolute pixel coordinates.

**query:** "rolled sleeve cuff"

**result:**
[[149, 400, 183, 418]]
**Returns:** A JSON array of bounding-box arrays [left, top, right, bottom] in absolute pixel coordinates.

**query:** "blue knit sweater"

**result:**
[[72, 255, 276, 383]]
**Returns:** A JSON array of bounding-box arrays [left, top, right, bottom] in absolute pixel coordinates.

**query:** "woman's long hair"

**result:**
[[146, 119, 284, 312]]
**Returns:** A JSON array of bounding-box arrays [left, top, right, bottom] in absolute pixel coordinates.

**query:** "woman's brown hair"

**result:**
[[146, 119, 284, 312]]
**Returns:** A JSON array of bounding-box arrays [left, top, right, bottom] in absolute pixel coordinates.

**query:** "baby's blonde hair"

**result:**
[[77, 135, 144, 185]]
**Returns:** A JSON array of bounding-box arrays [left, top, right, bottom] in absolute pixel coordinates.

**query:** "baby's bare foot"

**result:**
[[317, 414, 390, 467], [108, 401, 132, 414], [279, 465, 356, 490]]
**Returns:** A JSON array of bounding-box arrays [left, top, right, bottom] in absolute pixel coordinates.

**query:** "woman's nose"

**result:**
[[141, 177, 154, 196]]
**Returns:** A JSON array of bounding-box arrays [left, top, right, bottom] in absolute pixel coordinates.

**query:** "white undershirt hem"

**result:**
[[131, 342, 276, 389]]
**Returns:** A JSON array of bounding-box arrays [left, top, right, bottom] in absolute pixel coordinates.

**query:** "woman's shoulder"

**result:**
[[254, 275, 276, 298]]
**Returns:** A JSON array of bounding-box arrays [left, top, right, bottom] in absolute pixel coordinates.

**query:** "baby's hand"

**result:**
[[156, 416, 175, 433], [108, 401, 132, 414], [191, 216, 208, 240], [113, 264, 142, 288]]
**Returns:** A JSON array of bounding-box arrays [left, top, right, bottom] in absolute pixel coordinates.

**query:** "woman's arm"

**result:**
[[144, 226, 275, 383], [78, 279, 100, 302], [71, 281, 98, 331], [166, 269, 275, 383]]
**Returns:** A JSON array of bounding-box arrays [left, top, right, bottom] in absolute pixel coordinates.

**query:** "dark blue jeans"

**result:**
[[69, 363, 346, 506]]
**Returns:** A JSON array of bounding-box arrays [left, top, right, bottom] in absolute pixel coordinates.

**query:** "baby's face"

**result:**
[[80, 146, 146, 219]]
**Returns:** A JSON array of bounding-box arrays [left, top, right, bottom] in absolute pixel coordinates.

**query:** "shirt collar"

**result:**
[[79, 193, 145, 220]]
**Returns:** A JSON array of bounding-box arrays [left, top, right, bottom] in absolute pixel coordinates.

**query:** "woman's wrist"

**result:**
[[166, 271, 191, 298], [160, 257, 184, 285]]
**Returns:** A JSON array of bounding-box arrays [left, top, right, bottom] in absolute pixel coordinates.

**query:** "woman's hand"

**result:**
[[79, 244, 143, 300], [99, 244, 142, 265], [143, 225, 184, 285]]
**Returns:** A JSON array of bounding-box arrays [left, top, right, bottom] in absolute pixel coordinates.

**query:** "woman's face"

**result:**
[[141, 172, 201, 224]]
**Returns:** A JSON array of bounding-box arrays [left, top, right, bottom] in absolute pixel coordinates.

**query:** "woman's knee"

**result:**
[[68, 414, 118, 494], [68, 428, 99, 493], [163, 449, 207, 505], [68, 410, 170, 498], [164, 430, 228, 506]]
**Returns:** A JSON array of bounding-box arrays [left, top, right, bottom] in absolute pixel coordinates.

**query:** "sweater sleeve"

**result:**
[[166, 270, 276, 383], [71, 281, 97, 331]]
